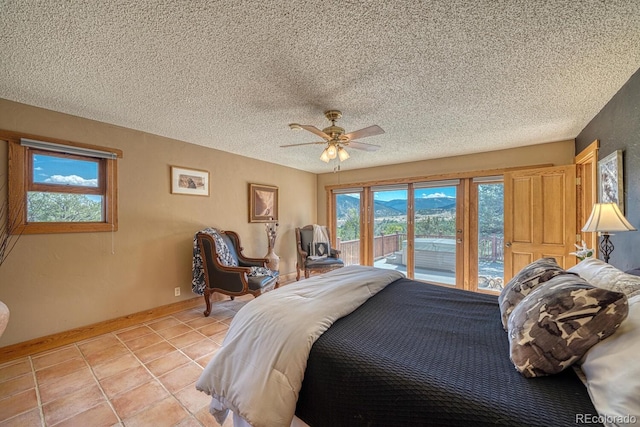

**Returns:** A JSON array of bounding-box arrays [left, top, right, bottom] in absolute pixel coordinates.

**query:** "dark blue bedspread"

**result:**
[[296, 278, 600, 427]]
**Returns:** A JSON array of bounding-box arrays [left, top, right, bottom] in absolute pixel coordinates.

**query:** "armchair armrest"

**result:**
[[215, 263, 252, 275], [238, 256, 270, 269]]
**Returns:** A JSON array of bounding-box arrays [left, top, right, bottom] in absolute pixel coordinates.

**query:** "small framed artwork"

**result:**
[[598, 150, 624, 212], [171, 166, 209, 196], [249, 183, 278, 222]]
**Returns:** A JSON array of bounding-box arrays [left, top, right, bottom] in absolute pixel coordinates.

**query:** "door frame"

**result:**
[[575, 140, 599, 258]]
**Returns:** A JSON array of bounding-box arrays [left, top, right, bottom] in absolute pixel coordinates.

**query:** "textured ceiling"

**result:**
[[1, 1, 640, 173]]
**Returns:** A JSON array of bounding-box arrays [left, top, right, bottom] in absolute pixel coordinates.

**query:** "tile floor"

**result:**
[[0, 296, 252, 427]]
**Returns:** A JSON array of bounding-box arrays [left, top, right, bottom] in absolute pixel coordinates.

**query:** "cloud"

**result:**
[[422, 192, 454, 199], [45, 175, 98, 187]]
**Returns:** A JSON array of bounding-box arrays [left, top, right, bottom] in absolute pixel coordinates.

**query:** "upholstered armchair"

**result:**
[[194, 229, 279, 317], [295, 225, 344, 280]]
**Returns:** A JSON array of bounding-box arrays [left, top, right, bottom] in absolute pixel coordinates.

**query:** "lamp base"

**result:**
[[599, 233, 614, 263]]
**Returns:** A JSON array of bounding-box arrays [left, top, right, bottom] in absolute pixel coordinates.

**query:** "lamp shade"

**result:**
[[582, 203, 637, 233], [319, 149, 330, 163], [338, 147, 350, 161], [327, 144, 337, 159]]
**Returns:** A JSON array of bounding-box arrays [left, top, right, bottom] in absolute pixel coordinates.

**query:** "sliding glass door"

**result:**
[[370, 186, 408, 276], [471, 178, 504, 292], [330, 177, 504, 292], [413, 181, 459, 285], [334, 190, 363, 266]]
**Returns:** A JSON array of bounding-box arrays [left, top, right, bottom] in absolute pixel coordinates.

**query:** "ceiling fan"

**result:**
[[281, 110, 384, 163]]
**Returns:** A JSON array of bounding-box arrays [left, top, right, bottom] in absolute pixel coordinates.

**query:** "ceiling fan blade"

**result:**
[[344, 125, 385, 141], [347, 140, 381, 152], [280, 141, 325, 148], [299, 125, 331, 140]]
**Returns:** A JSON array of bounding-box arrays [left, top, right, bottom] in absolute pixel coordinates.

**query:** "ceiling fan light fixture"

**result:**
[[338, 146, 350, 161], [281, 110, 384, 164], [327, 144, 337, 159]]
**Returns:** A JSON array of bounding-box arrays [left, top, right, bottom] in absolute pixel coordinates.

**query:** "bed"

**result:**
[[197, 262, 640, 427]]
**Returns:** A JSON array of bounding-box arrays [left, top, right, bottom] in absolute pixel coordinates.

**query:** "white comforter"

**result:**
[[196, 265, 404, 427]]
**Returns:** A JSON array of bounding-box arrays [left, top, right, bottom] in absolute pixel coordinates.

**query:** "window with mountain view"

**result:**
[[476, 181, 504, 291], [335, 191, 362, 266], [7, 136, 121, 234], [333, 182, 461, 285], [28, 152, 104, 222], [372, 186, 408, 276], [413, 184, 457, 284], [331, 176, 504, 291]]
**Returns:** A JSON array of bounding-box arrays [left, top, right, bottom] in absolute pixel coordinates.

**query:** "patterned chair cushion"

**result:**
[[212, 230, 238, 267], [308, 242, 330, 258], [192, 227, 218, 295], [248, 266, 274, 277], [498, 257, 568, 330], [507, 274, 628, 378], [211, 230, 275, 279]]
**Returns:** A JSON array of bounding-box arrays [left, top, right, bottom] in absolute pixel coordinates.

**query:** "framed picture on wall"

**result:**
[[598, 150, 624, 212], [170, 166, 209, 196], [249, 183, 278, 222]]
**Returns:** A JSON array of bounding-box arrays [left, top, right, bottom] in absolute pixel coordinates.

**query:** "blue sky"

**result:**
[[33, 154, 98, 187], [374, 187, 456, 201]]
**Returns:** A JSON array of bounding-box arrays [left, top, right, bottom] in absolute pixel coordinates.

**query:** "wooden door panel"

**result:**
[[542, 253, 571, 266], [504, 165, 576, 280], [541, 173, 567, 245], [512, 177, 533, 243], [511, 251, 534, 274]]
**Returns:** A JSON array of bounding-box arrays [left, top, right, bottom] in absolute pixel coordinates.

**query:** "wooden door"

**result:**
[[504, 165, 576, 280]]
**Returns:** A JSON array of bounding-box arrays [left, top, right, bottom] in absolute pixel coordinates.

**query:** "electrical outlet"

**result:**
[[174, 287, 180, 297]]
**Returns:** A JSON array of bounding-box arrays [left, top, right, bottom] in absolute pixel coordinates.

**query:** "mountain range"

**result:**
[[336, 195, 455, 218]]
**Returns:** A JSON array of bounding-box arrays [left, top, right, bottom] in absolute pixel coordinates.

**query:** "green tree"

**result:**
[[374, 219, 405, 236], [337, 207, 360, 241], [27, 192, 102, 222], [478, 184, 504, 236], [415, 215, 456, 237]]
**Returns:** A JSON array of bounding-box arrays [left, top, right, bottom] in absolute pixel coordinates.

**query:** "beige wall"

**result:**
[[316, 140, 575, 224], [0, 98, 576, 348], [0, 99, 317, 346]]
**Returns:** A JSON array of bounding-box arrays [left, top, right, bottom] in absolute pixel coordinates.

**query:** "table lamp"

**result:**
[[582, 202, 637, 263]]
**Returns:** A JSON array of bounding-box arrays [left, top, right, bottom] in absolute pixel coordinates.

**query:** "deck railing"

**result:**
[[336, 233, 504, 266]]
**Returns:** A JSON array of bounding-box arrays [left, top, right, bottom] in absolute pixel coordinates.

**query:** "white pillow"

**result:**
[[579, 294, 640, 425], [570, 259, 640, 424], [568, 258, 640, 299]]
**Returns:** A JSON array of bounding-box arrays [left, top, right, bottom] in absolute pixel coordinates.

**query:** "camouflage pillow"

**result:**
[[498, 257, 567, 330], [507, 274, 628, 378]]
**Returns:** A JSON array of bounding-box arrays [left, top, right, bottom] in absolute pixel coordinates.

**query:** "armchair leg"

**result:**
[[305, 269, 310, 279], [296, 263, 301, 281], [203, 288, 212, 317]]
